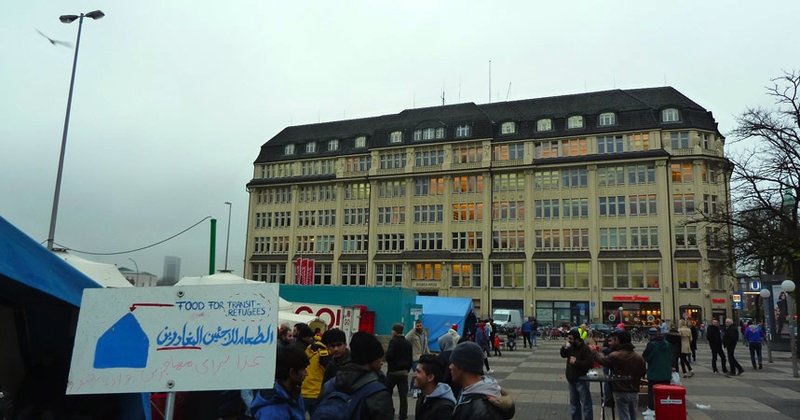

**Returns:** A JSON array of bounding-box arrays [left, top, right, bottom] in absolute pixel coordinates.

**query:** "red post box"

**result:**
[[653, 384, 686, 420]]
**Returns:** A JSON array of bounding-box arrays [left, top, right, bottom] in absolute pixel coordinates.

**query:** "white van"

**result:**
[[492, 309, 523, 331]]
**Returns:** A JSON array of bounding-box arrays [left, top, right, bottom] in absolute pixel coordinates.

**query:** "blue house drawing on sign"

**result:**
[[94, 312, 149, 369]]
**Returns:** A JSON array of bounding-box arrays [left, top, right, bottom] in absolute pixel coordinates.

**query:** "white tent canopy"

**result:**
[[52, 250, 133, 288]]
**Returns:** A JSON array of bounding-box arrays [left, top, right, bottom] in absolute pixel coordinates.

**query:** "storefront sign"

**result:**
[[711, 298, 726, 304], [414, 281, 440, 289], [611, 295, 650, 302]]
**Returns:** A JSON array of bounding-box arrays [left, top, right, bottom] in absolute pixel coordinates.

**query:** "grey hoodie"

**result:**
[[453, 376, 514, 420]]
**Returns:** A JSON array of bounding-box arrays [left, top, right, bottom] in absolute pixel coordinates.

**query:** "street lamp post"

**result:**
[[223, 201, 232, 271], [781, 280, 798, 378], [128, 258, 139, 287], [46, 10, 104, 250], [760, 288, 773, 363], [618, 306, 624, 327]]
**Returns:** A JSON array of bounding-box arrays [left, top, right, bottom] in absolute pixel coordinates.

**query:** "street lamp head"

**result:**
[[85, 10, 105, 20], [760, 289, 771, 299], [618, 306, 623, 311], [59, 15, 79, 23], [225, 201, 232, 205], [782, 279, 796, 293]]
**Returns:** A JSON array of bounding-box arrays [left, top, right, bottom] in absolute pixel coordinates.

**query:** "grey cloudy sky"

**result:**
[[1, 1, 798, 278]]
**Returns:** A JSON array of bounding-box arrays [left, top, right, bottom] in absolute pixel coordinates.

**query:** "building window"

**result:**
[[455, 124, 471, 138], [452, 231, 483, 251], [534, 170, 560, 189], [670, 131, 690, 149], [702, 163, 719, 184], [376, 263, 403, 286], [341, 263, 367, 286], [452, 175, 484, 194], [671, 163, 694, 183], [492, 172, 525, 191], [377, 233, 405, 252], [415, 148, 445, 167], [597, 135, 624, 154], [492, 201, 525, 221], [534, 199, 560, 219], [675, 225, 698, 249], [562, 168, 588, 188], [414, 205, 444, 223], [535, 262, 561, 288], [627, 132, 649, 151], [601, 261, 660, 289], [493, 143, 524, 161], [452, 202, 484, 222], [342, 234, 368, 253], [295, 235, 315, 254], [306, 142, 316, 153], [630, 227, 659, 249], [492, 230, 525, 250], [297, 210, 316, 227], [452, 143, 483, 164], [599, 196, 626, 216], [628, 163, 656, 184], [389, 131, 403, 143], [598, 166, 625, 186], [600, 228, 628, 249], [493, 262, 523, 288], [677, 261, 700, 289], [703, 194, 719, 215], [316, 209, 336, 226], [344, 183, 370, 200], [563, 262, 590, 288], [252, 263, 286, 284], [327, 139, 339, 151], [537, 118, 553, 131], [413, 130, 422, 141], [412, 263, 442, 284], [567, 115, 584, 129], [562, 138, 588, 157], [414, 177, 445, 196], [534, 141, 559, 159], [535, 229, 561, 250], [501, 121, 516, 134], [598, 112, 616, 126], [377, 206, 406, 224], [662, 108, 680, 123], [673, 193, 696, 215], [378, 180, 406, 198], [355, 136, 366, 148], [284, 144, 295, 155], [561, 198, 589, 218], [379, 152, 407, 170], [343, 207, 369, 225], [563, 228, 590, 250], [629, 194, 658, 216], [345, 156, 371, 173], [314, 263, 333, 285], [452, 263, 481, 288]]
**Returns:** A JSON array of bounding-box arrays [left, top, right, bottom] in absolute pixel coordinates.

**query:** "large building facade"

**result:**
[[245, 88, 733, 327]]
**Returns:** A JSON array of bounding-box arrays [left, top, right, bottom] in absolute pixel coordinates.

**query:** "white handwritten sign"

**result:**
[[67, 284, 279, 394]]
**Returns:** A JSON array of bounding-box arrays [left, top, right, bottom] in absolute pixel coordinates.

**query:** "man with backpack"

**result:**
[[251, 346, 308, 420], [313, 332, 394, 420], [413, 354, 455, 420], [449, 342, 515, 420], [385, 323, 413, 420]]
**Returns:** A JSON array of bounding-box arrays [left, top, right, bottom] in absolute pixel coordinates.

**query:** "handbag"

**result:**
[[670, 371, 682, 385]]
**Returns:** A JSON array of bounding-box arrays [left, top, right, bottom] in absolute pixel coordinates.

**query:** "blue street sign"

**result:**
[[749, 279, 761, 291]]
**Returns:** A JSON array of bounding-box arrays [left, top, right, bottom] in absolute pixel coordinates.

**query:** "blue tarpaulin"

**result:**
[[415, 296, 473, 352]]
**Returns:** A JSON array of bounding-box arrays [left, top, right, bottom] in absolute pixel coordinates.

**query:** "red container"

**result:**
[[653, 384, 686, 420]]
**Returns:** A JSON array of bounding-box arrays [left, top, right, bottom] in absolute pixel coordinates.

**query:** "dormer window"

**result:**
[[567, 116, 584, 129], [306, 142, 317, 153], [413, 130, 422, 141], [501, 121, 516, 134], [390, 131, 403, 143], [455, 124, 471, 138], [328, 139, 339, 151], [598, 112, 616, 126], [662, 108, 680, 123], [423, 128, 436, 140], [284, 144, 295, 155], [536, 118, 552, 132], [355, 136, 366, 148], [435, 127, 445, 138]]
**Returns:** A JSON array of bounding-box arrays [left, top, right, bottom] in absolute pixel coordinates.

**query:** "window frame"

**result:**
[[389, 131, 403, 144], [500, 121, 516, 135], [598, 112, 616, 126], [662, 108, 680, 123], [284, 144, 295, 155], [536, 118, 553, 132], [567, 115, 584, 129]]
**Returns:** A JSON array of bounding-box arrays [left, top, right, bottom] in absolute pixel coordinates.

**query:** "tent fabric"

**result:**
[[53, 250, 134, 288], [0, 215, 101, 307], [415, 296, 473, 352]]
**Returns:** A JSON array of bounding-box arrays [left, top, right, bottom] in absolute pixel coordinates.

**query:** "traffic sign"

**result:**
[[749, 279, 761, 291]]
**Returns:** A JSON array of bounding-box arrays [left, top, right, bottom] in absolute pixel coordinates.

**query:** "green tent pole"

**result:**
[[209, 218, 217, 275]]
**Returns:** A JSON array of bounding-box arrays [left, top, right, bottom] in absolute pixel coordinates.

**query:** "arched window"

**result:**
[[599, 112, 616, 126], [537, 118, 552, 132], [567, 115, 584, 129], [390, 131, 403, 143], [501, 121, 516, 134]]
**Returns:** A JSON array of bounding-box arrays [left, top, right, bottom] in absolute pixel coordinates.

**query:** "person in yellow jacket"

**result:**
[[293, 323, 331, 415], [578, 324, 589, 341]]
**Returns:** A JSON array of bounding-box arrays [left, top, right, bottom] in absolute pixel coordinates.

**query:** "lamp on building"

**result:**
[[618, 306, 624, 325], [46, 10, 104, 250], [760, 288, 773, 363], [780, 280, 798, 377]]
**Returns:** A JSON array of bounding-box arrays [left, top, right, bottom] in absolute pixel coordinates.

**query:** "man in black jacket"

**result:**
[[723, 318, 745, 376], [413, 354, 455, 420], [385, 323, 413, 420], [560, 328, 594, 420], [321, 328, 350, 384], [449, 342, 515, 420], [706, 319, 728, 374]]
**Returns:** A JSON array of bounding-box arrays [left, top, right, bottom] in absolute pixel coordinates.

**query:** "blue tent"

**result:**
[[0, 215, 148, 419], [415, 296, 473, 352]]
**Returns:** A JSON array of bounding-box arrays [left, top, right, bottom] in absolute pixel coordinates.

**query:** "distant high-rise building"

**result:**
[[162, 256, 181, 285]]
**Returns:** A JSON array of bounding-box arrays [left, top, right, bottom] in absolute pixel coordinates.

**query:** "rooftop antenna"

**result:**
[[506, 82, 512, 100], [488, 60, 492, 103], [441, 80, 445, 106]]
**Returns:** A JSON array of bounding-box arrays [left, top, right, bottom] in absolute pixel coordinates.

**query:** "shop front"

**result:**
[[535, 300, 590, 328], [602, 295, 662, 327], [679, 305, 702, 325], [710, 298, 727, 324]]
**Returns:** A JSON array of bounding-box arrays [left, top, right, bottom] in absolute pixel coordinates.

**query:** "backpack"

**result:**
[[311, 378, 386, 420]]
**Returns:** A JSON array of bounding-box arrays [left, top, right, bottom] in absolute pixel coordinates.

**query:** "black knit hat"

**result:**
[[610, 329, 632, 344], [349, 332, 384, 365], [449, 341, 484, 375], [321, 328, 346, 346]]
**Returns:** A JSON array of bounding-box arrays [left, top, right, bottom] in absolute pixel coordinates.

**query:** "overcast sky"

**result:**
[[2, 1, 798, 278]]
